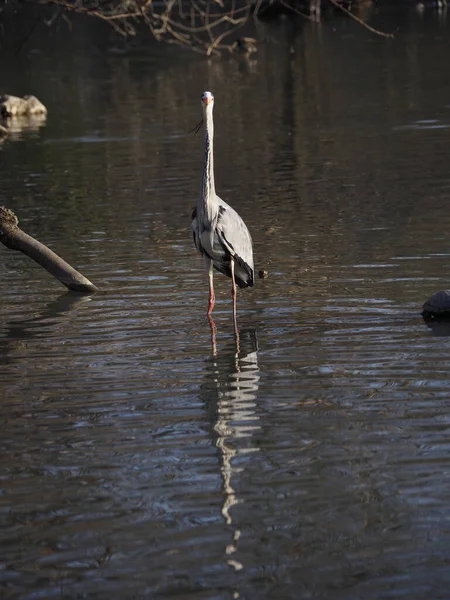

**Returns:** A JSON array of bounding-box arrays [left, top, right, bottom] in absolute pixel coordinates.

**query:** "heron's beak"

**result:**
[[202, 97, 213, 106]]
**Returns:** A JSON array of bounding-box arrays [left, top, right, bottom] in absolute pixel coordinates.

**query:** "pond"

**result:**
[[2, 7, 450, 599]]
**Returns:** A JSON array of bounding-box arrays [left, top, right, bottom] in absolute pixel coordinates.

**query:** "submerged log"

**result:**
[[0, 95, 47, 117], [0, 206, 98, 293], [422, 290, 450, 319]]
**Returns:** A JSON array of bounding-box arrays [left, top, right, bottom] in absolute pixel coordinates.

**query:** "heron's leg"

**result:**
[[230, 259, 240, 347], [230, 258, 237, 314], [206, 258, 215, 315]]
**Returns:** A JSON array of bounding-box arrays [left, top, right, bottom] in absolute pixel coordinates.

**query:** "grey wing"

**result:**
[[215, 197, 254, 288]]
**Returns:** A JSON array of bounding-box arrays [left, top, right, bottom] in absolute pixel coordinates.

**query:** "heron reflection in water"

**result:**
[[201, 327, 260, 576]]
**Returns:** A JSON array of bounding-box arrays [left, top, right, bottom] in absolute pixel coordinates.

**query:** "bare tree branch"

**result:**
[[21, 0, 395, 54]]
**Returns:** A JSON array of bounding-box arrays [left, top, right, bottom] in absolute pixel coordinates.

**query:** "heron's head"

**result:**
[[201, 91, 214, 108]]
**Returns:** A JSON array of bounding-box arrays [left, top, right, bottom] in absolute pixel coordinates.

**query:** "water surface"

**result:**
[[2, 8, 450, 599]]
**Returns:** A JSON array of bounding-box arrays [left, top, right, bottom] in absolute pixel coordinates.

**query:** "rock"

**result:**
[[422, 290, 450, 319], [0, 95, 47, 118]]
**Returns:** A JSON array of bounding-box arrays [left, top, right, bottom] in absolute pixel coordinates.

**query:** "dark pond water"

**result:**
[[2, 6, 450, 599]]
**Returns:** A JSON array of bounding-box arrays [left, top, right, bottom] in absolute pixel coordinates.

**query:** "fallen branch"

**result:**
[[0, 206, 98, 293]]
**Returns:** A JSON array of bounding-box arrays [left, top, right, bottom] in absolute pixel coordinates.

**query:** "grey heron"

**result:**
[[191, 91, 254, 323]]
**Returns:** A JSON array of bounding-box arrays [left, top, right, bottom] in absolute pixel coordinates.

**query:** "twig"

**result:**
[[253, 0, 263, 18], [206, 5, 251, 55], [15, 11, 44, 56], [327, 0, 395, 38], [279, 0, 315, 21]]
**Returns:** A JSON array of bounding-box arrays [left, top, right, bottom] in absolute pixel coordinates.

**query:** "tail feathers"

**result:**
[[213, 258, 254, 288]]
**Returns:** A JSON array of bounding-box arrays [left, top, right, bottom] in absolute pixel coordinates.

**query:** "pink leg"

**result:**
[[207, 259, 215, 316], [230, 259, 237, 318]]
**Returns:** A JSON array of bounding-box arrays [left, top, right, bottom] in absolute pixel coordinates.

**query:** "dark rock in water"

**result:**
[[422, 290, 450, 319]]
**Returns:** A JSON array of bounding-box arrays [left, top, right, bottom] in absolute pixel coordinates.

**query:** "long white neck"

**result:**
[[200, 104, 217, 221]]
